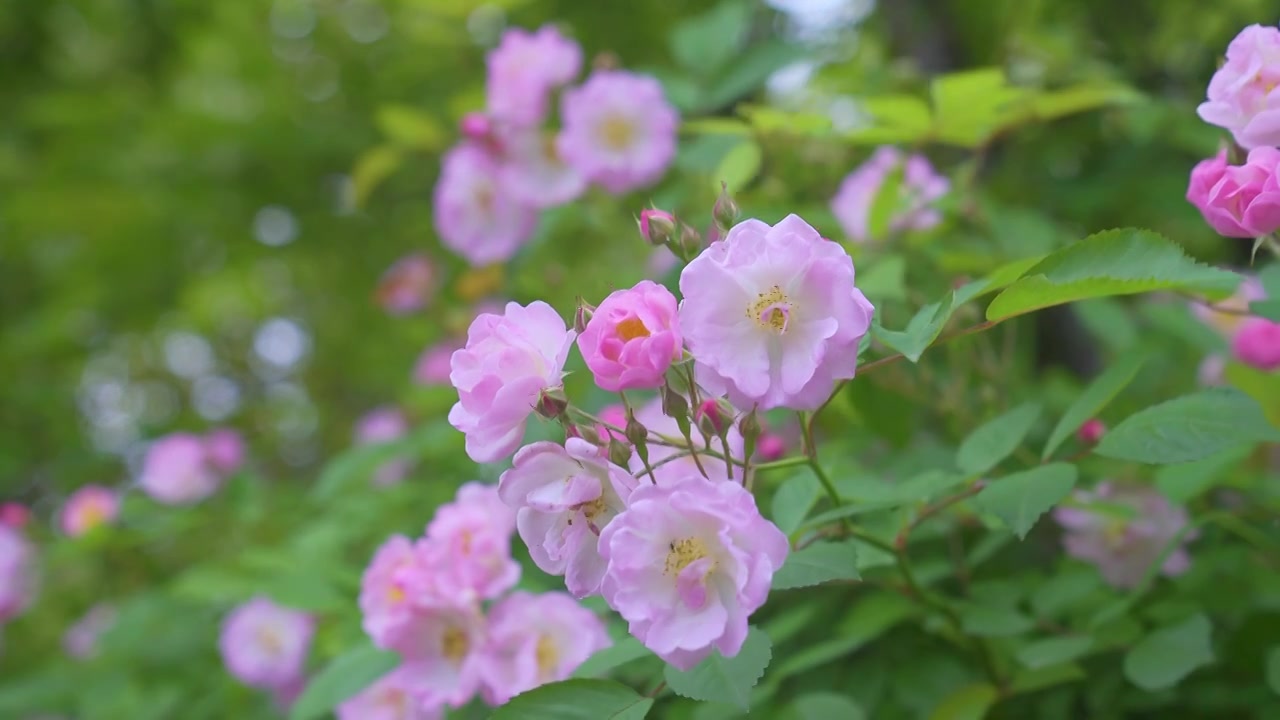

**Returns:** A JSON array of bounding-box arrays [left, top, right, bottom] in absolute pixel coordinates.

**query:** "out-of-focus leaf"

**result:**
[[973, 463, 1077, 539], [490, 679, 654, 720], [713, 139, 762, 193], [1122, 614, 1215, 691], [1016, 636, 1095, 669], [794, 692, 867, 720], [957, 402, 1041, 475], [375, 104, 446, 149], [771, 472, 820, 534], [1095, 388, 1280, 464], [290, 643, 400, 720], [1154, 445, 1251, 503], [668, 0, 753, 75], [351, 144, 403, 208], [1042, 352, 1146, 460], [926, 683, 998, 720], [572, 636, 654, 679]]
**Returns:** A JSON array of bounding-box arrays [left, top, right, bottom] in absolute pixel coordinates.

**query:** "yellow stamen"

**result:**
[[616, 317, 650, 342], [665, 537, 709, 575]]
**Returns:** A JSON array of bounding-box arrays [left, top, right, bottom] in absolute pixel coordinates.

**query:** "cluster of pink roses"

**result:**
[[138, 427, 246, 505], [353, 482, 607, 716], [433, 24, 678, 266], [1053, 483, 1194, 589], [830, 146, 950, 243], [1187, 24, 1280, 239], [219, 596, 315, 710]]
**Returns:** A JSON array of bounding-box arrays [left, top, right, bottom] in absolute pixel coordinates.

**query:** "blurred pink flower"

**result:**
[[356, 407, 412, 486], [1190, 275, 1264, 338], [138, 433, 223, 505], [1197, 24, 1280, 150], [0, 524, 35, 622], [1186, 147, 1280, 238], [1076, 419, 1107, 445], [219, 596, 314, 691], [433, 143, 539, 266], [498, 128, 586, 208], [478, 591, 610, 705], [338, 665, 442, 720], [486, 25, 582, 127], [756, 433, 787, 461], [360, 535, 429, 654], [1053, 483, 1195, 589], [578, 280, 682, 392], [376, 254, 437, 315], [398, 603, 487, 709], [415, 339, 463, 386], [204, 428, 246, 475], [831, 146, 949, 243], [1232, 316, 1280, 370], [557, 70, 678, 194], [0, 503, 28, 529], [63, 604, 116, 660], [419, 483, 520, 603], [58, 485, 119, 537]]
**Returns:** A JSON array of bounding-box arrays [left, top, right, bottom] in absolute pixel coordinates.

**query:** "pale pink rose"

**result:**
[[376, 254, 436, 315], [629, 397, 745, 485], [1190, 275, 1264, 337], [679, 214, 875, 410], [498, 128, 586, 208], [359, 535, 429, 654], [1053, 483, 1195, 589], [138, 433, 222, 505], [449, 301, 575, 464], [831, 146, 950, 243], [63, 604, 116, 660], [337, 665, 443, 720], [478, 591, 611, 705], [598, 473, 788, 670], [1197, 24, 1280, 149], [433, 143, 539, 266], [218, 596, 314, 690], [1187, 147, 1280, 237], [58, 485, 120, 537], [0, 524, 35, 622], [204, 428, 245, 475], [0, 503, 28, 529], [1232, 316, 1280, 370], [486, 25, 582, 127], [418, 483, 520, 603], [557, 70, 679, 194], [498, 439, 638, 598], [577, 280, 682, 392], [356, 407, 412, 487], [398, 603, 487, 709], [414, 338, 463, 386], [1198, 354, 1228, 386]]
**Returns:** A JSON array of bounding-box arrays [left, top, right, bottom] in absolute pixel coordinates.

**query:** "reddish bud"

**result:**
[[1077, 419, 1107, 445], [695, 398, 734, 436], [0, 503, 28, 529], [756, 434, 787, 461], [535, 388, 569, 420], [712, 182, 741, 230], [460, 112, 493, 142], [639, 209, 677, 247]]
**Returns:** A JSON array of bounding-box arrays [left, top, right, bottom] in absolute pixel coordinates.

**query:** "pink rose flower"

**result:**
[[597, 403, 629, 444], [1053, 483, 1195, 589], [138, 433, 223, 505], [498, 128, 586, 208], [599, 473, 788, 670], [337, 665, 442, 720], [578, 280, 683, 392], [831, 146, 950, 243], [360, 535, 430, 654], [219, 596, 314, 691], [1190, 275, 1264, 337], [204, 428, 246, 475], [756, 433, 787, 461], [679, 214, 875, 410], [628, 397, 745, 484], [1197, 24, 1280, 150], [419, 483, 520, 603], [58, 485, 120, 537], [376, 254, 436, 315], [0, 524, 35, 622], [398, 603, 487, 709], [414, 338, 463, 386], [1232, 316, 1280, 370], [486, 25, 582, 127], [557, 70, 679, 194], [478, 591, 611, 705], [1187, 147, 1280, 238], [433, 143, 539, 266], [449, 301, 575, 464], [498, 439, 638, 598], [356, 407, 412, 486], [63, 604, 116, 660]]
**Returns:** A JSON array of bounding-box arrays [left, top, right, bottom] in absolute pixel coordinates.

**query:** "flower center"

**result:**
[[535, 634, 559, 677], [598, 115, 635, 152], [442, 625, 469, 663], [1103, 520, 1129, 549], [665, 537, 709, 575], [579, 496, 607, 521], [377, 687, 407, 711], [81, 503, 107, 530], [615, 317, 650, 342], [473, 183, 495, 213], [256, 625, 284, 655], [748, 286, 793, 333]]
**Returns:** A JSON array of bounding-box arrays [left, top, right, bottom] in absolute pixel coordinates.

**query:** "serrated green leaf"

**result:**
[[1154, 445, 1251, 503], [1122, 614, 1214, 691], [1042, 353, 1146, 460], [713, 139, 762, 193], [572, 636, 653, 679], [490, 679, 654, 720], [794, 692, 867, 720], [771, 472, 820, 534], [289, 643, 399, 720], [985, 229, 1241, 321], [957, 402, 1041, 475], [664, 627, 772, 710], [927, 683, 998, 720], [873, 291, 957, 362], [974, 463, 1077, 539], [1095, 388, 1280, 464], [1016, 636, 1094, 669], [772, 540, 860, 590]]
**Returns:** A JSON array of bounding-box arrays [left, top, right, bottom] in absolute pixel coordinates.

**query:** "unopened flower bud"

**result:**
[[608, 438, 632, 467], [757, 433, 787, 461], [459, 112, 493, 142], [574, 424, 602, 446], [573, 298, 595, 334], [624, 410, 648, 447], [535, 388, 569, 420], [679, 222, 703, 256], [661, 386, 690, 420], [738, 410, 762, 446], [695, 398, 734, 436], [639, 209, 677, 247], [713, 182, 741, 230], [1077, 419, 1107, 446]]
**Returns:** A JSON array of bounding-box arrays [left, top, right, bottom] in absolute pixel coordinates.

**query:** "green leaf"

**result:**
[[1094, 388, 1280, 464], [959, 604, 1035, 637], [1224, 360, 1280, 430], [664, 627, 772, 710], [1266, 646, 1280, 696], [973, 463, 1077, 539], [844, 95, 934, 144], [289, 643, 400, 720], [1122, 614, 1215, 691], [772, 540, 860, 590], [1030, 566, 1102, 618], [1249, 299, 1280, 322], [311, 421, 459, 499], [713, 139, 762, 193], [866, 164, 906, 242], [351, 144, 402, 208], [985, 229, 1241, 321], [927, 683, 998, 720], [1009, 663, 1086, 694], [794, 692, 867, 720], [572, 636, 654, 679], [771, 472, 820, 534], [1016, 636, 1094, 669], [489, 679, 654, 720], [772, 593, 917, 680], [668, 0, 752, 75], [375, 104, 445, 149], [957, 402, 1041, 476], [930, 67, 1030, 147], [1154, 445, 1250, 503], [1042, 353, 1147, 459], [738, 104, 833, 136], [1029, 82, 1143, 120], [873, 291, 957, 362], [705, 41, 807, 109]]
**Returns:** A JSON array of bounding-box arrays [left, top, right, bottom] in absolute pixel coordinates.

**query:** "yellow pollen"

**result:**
[[665, 537, 710, 576], [442, 626, 469, 663], [598, 115, 635, 151], [387, 584, 405, 604], [580, 496, 607, 521], [460, 529, 473, 555], [535, 634, 559, 676], [81, 503, 107, 529], [474, 184, 495, 213], [256, 626, 284, 654], [1103, 521, 1128, 548], [747, 286, 793, 333], [615, 317, 650, 342]]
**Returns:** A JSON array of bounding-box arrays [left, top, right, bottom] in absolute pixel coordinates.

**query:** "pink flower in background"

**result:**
[[831, 146, 950, 243], [1232, 316, 1280, 370], [1053, 483, 1195, 589], [460, 112, 494, 143], [219, 596, 314, 691], [479, 591, 611, 705], [647, 246, 681, 278], [1198, 355, 1227, 386], [679, 214, 875, 410], [356, 407, 412, 486], [63, 604, 116, 660], [271, 675, 308, 714], [557, 70, 678, 194], [0, 524, 34, 622], [0, 503, 28, 529], [360, 535, 428, 653], [578, 280, 682, 391], [138, 433, 223, 505], [498, 439, 637, 597], [599, 474, 788, 670], [454, 481, 517, 538], [338, 665, 443, 720], [1197, 24, 1280, 150], [596, 403, 629, 445], [204, 428, 245, 475], [486, 25, 582, 127], [420, 483, 520, 603], [433, 143, 539, 266], [1076, 419, 1107, 445], [58, 485, 119, 537], [756, 433, 787, 461], [398, 603, 487, 709], [1186, 147, 1280, 238], [498, 128, 586, 208], [1190, 275, 1263, 337], [376, 254, 437, 315], [414, 339, 463, 386], [630, 397, 745, 484], [449, 301, 575, 463]]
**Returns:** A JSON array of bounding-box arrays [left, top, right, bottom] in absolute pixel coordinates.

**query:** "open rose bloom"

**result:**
[[1197, 24, 1280, 150], [219, 596, 314, 691], [831, 146, 950, 243], [1053, 483, 1195, 589], [138, 433, 224, 505], [478, 591, 610, 705], [59, 485, 120, 537]]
